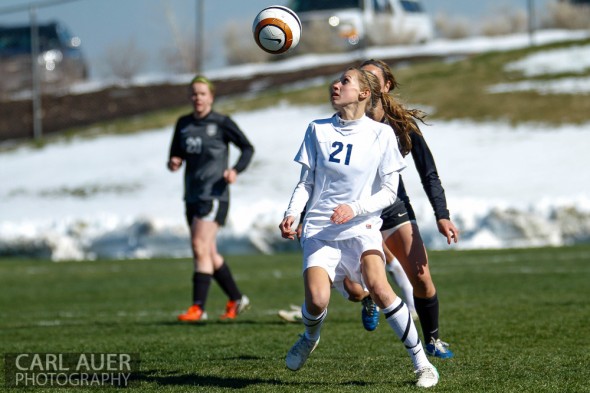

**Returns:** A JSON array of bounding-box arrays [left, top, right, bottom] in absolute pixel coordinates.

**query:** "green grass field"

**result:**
[[1, 245, 589, 392]]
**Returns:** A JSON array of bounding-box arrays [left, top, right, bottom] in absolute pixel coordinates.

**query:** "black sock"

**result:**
[[213, 262, 242, 301], [414, 293, 439, 343], [192, 272, 212, 309]]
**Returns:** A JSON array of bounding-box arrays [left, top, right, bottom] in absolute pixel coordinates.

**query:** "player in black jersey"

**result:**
[[347, 59, 460, 358], [168, 76, 254, 322]]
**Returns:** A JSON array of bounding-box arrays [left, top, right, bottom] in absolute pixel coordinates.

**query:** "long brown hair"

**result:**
[[360, 59, 426, 156], [354, 67, 383, 112]]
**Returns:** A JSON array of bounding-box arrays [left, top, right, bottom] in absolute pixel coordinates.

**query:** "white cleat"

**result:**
[[285, 334, 319, 371], [415, 363, 439, 388], [278, 305, 302, 323]]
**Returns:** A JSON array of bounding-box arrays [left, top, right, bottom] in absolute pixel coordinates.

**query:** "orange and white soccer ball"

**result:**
[[252, 5, 301, 54]]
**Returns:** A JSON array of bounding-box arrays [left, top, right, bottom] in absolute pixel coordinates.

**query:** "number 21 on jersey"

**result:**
[[329, 141, 352, 165]]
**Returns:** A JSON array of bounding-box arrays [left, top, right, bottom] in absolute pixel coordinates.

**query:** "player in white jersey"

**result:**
[[278, 67, 439, 388]]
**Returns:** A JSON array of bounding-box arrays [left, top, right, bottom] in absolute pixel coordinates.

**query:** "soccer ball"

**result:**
[[252, 5, 301, 54]]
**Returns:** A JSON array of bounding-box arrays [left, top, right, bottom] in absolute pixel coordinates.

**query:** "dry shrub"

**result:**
[[103, 38, 148, 80], [543, 1, 590, 29], [223, 21, 270, 65], [434, 13, 472, 39], [480, 7, 528, 36]]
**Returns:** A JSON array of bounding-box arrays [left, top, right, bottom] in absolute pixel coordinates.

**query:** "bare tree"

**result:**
[[160, 0, 203, 73]]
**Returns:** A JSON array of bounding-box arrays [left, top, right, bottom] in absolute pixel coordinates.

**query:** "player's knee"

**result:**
[[410, 277, 434, 297], [305, 298, 328, 315], [191, 237, 210, 255]]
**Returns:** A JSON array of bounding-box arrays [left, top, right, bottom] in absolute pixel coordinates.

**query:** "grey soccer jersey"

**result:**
[[286, 114, 406, 241], [169, 111, 254, 203]]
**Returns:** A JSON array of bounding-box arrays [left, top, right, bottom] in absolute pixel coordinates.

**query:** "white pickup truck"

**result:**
[[288, 0, 434, 51]]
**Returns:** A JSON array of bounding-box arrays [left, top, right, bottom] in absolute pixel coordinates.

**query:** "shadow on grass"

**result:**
[[0, 318, 294, 332], [137, 368, 378, 389], [153, 320, 295, 327]]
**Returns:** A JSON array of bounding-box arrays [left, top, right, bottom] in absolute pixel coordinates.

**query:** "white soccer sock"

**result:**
[[383, 297, 429, 370], [387, 260, 416, 312], [301, 303, 326, 342]]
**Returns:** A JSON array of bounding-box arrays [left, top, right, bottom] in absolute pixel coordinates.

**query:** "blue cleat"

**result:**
[[286, 334, 319, 371], [425, 338, 454, 359], [361, 296, 380, 331]]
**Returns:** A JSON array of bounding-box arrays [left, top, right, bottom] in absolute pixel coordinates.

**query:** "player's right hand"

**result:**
[[279, 216, 297, 240], [167, 156, 183, 172]]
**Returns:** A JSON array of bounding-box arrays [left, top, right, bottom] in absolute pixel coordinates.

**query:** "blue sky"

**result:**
[[0, 0, 552, 76]]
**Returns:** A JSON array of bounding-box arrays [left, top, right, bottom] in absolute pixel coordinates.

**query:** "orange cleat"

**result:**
[[220, 295, 250, 320], [177, 305, 207, 322]]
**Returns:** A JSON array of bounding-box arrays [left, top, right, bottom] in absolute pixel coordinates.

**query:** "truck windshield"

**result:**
[[290, 0, 361, 12], [0, 25, 61, 55], [400, 0, 425, 13]]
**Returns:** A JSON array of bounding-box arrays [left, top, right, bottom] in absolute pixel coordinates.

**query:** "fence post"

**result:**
[[30, 5, 43, 140], [528, 0, 536, 47], [196, 0, 204, 73]]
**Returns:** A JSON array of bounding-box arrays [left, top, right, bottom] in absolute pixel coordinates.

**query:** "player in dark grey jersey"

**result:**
[[168, 76, 254, 322]]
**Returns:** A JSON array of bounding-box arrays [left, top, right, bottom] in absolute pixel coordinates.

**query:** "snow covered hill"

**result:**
[[2, 30, 590, 260]]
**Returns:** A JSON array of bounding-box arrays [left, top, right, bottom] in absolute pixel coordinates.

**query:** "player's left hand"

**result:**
[[331, 204, 354, 225], [437, 218, 459, 244], [224, 168, 238, 184]]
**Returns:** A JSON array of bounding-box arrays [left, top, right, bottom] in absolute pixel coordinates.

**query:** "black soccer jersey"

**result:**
[[169, 111, 254, 203], [381, 127, 450, 227], [404, 130, 449, 221]]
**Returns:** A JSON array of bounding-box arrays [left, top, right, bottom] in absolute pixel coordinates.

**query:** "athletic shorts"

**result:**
[[380, 199, 416, 232], [301, 232, 385, 300], [185, 199, 229, 226]]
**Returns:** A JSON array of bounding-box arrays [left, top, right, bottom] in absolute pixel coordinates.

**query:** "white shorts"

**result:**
[[302, 232, 385, 299]]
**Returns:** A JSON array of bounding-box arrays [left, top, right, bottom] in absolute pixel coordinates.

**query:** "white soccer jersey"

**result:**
[[285, 114, 406, 241]]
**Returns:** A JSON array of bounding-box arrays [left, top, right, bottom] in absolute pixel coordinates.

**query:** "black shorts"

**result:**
[[380, 199, 416, 232], [185, 199, 229, 226]]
